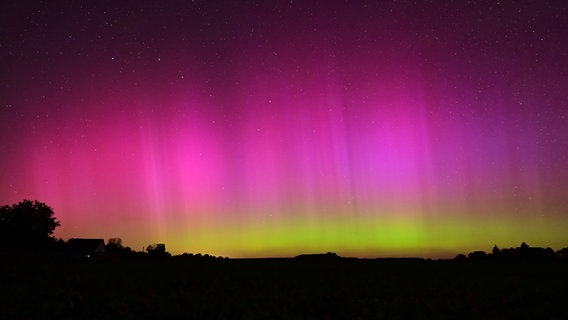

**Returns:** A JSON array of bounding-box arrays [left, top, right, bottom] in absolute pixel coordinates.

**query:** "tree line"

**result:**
[[456, 242, 568, 261], [2, 199, 567, 261], [0, 199, 226, 260]]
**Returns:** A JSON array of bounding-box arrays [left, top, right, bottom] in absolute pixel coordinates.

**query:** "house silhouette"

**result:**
[[67, 238, 105, 257]]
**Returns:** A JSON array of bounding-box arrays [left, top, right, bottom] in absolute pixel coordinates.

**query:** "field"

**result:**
[[1, 258, 566, 319]]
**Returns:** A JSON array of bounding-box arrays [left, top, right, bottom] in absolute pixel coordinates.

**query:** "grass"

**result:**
[[0, 258, 566, 319]]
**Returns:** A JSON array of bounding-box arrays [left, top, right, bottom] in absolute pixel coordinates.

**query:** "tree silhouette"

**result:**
[[106, 238, 123, 252], [105, 237, 135, 256], [492, 244, 499, 254], [146, 243, 170, 257], [0, 199, 61, 251]]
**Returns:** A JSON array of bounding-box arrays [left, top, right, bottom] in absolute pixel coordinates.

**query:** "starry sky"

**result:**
[[1, 1, 568, 257]]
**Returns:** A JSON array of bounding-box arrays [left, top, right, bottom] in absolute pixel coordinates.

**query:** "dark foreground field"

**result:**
[[1, 258, 566, 319]]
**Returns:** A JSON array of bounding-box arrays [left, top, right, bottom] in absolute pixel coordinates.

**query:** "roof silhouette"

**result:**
[[67, 238, 105, 257]]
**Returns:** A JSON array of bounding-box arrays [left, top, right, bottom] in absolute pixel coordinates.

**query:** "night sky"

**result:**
[[1, 1, 568, 257]]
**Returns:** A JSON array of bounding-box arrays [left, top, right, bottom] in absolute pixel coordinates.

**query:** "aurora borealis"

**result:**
[[1, 1, 567, 257]]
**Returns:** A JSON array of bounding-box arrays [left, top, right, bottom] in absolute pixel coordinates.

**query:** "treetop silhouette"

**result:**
[[0, 199, 60, 251]]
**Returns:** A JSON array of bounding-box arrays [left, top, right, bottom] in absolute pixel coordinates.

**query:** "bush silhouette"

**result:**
[[146, 243, 171, 258]]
